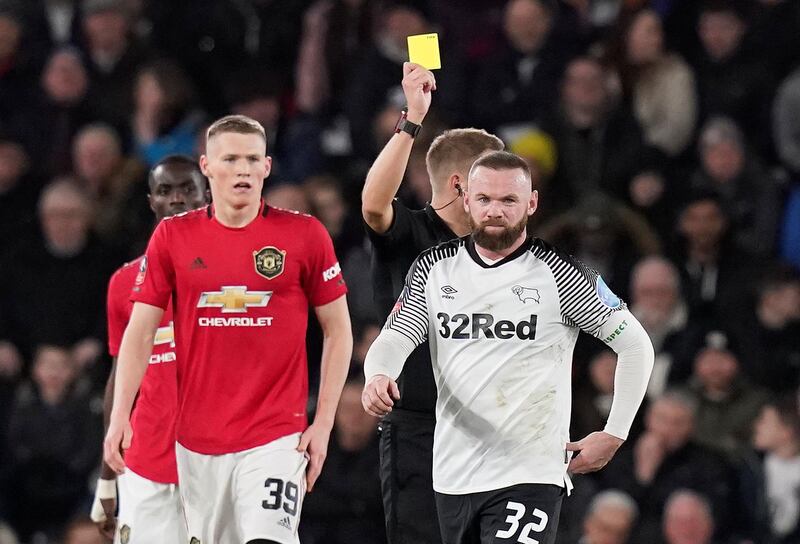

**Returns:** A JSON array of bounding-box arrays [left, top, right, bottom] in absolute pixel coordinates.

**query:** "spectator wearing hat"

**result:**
[[689, 116, 782, 256], [680, 331, 769, 461]]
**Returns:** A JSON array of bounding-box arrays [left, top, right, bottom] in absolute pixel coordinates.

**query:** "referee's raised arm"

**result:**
[[361, 62, 435, 233]]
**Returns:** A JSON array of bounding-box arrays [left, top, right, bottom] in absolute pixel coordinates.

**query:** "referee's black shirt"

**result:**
[[365, 200, 457, 414]]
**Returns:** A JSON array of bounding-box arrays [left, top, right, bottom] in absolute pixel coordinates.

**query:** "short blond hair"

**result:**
[[206, 115, 267, 147], [426, 128, 504, 186]]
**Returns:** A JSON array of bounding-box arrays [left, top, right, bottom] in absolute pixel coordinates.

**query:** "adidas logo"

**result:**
[[277, 516, 292, 531], [190, 257, 207, 269]]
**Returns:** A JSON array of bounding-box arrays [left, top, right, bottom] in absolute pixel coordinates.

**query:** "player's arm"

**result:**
[[298, 295, 353, 493], [363, 257, 431, 416], [567, 309, 654, 474], [361, 62, 435, 233], [103, 302, 164, 474]]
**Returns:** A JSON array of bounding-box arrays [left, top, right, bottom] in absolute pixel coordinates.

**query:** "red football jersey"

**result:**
[[107, 256, 178, 484], [131, 202, 347, 454]]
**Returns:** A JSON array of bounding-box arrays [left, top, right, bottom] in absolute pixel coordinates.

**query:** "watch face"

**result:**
[[395, 111, 408, 133]]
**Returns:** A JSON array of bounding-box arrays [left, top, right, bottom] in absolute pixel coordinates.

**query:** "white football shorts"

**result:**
[[115, 468, 185, 544]]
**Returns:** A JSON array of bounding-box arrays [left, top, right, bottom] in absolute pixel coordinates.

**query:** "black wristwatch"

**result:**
[[394, 110, 422, 138]]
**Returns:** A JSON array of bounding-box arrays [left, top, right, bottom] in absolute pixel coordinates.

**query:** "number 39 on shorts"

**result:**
[[495, 501, 549, 543]]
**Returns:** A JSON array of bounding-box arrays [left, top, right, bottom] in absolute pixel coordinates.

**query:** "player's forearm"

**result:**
[[361, 129, 418, 231], [99, 360, 118, 479], [363, 329, 417, 381], [313, 326, 353, 429], [599, 311, 654, 440], [110, 329, 154, 422]]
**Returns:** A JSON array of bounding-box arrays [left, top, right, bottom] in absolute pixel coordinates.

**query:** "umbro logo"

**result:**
[[190, 257, 207, 269], [277, 516, 292, 531], [441, 285, 457, 300]]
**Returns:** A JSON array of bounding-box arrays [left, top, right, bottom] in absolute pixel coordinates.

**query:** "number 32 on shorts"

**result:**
[[495, 501, 548, 543]]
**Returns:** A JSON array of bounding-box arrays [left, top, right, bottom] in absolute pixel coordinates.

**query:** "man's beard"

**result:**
[[470, 215, 528, 251]]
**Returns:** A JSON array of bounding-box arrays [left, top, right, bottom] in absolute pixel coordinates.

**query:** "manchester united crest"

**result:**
[[253, 246, 286, 280], [120, 524, 131, 544]]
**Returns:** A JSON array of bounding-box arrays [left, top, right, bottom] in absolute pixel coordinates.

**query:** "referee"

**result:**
[[361, 62, 503, 544]]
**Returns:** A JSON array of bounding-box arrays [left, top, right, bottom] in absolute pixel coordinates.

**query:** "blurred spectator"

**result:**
[[540, 55, 652, 213], [662, 489, 715, 544], [301, 374, 385, 544], [295, 0, 375, 117], [671, 191, 759, 329], [132, 59, 204, 166], [749, 0, 800, 84], [772, 66, 800, 269], [264, 183, 311, 213], [0, 134, 40, 250], [351, 322, 380, 368], [690, 117, 782, 256], [22, 46, 93, 176], [597, 390, 733, 543], [471, 0, 566, 134], [578, 489, 638, 544], [750, 397, 800, 543], [0, 523, 16, 544], [305, 175, 363, 259], [692, 1, 772, 152], [606, 8, 697, 157], [736, 266, 800, 392], [629, 257, 695, 398], [0, 179, 119, 366], [81, 0, 151, 130], [573, 350, 646, 443], [3, 345, 102, 542], [0, 7, 39, 127], [72, 122, 149, 248], [540, 193, 660, 299], [61, 516, 102, 544], [345, 2, 463, 161], [682, 331, 768, 461]]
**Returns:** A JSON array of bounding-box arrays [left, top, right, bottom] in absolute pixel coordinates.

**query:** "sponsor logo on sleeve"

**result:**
[[322, 262, 341, 282], [603, 320, 628, 343], [134, 256, 147, 286], [596, 277, 621, 309]]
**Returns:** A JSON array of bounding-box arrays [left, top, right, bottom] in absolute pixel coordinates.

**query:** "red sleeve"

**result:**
[[302, 217, 348, 307], [106, 268, 129, 357], [130, 220, 175, 310]]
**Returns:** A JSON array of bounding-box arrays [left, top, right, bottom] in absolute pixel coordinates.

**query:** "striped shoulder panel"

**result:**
[[529, 238, 623, 332], [383, 238, 464, 344]]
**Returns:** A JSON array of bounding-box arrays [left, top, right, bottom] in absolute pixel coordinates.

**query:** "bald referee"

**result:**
[[363, 151, 654, 544]]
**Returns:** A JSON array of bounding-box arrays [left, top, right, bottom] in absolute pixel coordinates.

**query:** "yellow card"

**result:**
[[407, 33, 441, 70]]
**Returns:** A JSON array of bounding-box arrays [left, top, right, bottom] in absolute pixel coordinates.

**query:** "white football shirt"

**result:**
[[381, 237, 636, 494]]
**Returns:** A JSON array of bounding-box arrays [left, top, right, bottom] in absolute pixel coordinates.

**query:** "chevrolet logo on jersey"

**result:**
[[153, 322, 175, 347], [197, 286, 272, 313]]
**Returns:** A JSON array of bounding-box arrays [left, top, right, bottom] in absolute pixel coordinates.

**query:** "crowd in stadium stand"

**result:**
[[0, 0, 799, 543]]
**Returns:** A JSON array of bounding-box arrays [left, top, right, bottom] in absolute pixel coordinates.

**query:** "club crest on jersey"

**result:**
[[253, 246, 286, 280], [119, 525, 131, 544], [189, 538, 201, 544], [512, 285, 540, 304]]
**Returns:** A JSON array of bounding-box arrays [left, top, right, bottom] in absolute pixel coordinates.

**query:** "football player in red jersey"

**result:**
[[91, 155, 209, 543], [104, 115, 353, 544]]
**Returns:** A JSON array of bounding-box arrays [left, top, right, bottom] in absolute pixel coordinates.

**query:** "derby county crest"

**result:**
[[254, 246, 286, 280]]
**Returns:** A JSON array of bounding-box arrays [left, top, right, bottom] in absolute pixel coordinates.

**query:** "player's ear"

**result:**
[[199, 155, 210, 176], [528, 190, 538, 216], [263, 156, 272, 179]]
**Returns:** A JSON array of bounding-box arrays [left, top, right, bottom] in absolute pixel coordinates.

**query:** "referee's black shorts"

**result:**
[[378, 409, 442, 544], [436, 483, 564, 544]]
